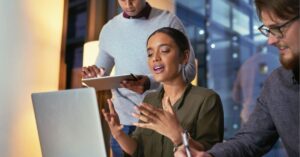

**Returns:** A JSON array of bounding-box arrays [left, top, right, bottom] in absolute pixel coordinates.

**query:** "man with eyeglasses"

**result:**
[[174, 0, 299, 156]]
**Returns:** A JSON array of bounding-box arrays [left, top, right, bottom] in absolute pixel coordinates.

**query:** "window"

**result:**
[[176, 0, 286, 156]]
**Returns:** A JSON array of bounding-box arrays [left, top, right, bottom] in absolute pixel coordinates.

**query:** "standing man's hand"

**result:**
[[120, 75, 150, 94], [174, 146, 213, 157], [82, 65, 105, 78]]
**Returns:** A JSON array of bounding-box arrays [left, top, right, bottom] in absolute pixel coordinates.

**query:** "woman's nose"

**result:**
[[153, 52, 161, 62]]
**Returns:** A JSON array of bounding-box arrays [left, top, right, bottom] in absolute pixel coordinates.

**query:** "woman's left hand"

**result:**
[[132, 98, 183, 145], [120, 75, 150, 94]]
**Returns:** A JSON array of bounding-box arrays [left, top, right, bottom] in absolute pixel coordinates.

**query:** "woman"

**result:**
[[102, 27, 224, 157]]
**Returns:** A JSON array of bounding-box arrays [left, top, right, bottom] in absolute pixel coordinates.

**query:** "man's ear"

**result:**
[[182, 50, 190, 65]]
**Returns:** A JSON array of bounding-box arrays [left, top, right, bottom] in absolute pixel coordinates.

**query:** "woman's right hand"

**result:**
[[101, 99, 123, 138], [82, 65, 105, 78]]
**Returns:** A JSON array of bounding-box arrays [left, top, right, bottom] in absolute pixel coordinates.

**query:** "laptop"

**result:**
[[31, 88, 107, 157]]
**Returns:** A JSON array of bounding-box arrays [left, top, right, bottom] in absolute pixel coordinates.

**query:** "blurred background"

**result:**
[[0, 0, 286, 156]]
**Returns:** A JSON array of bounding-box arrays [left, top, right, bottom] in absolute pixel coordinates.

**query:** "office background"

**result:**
[[0, 0, 285, 157]]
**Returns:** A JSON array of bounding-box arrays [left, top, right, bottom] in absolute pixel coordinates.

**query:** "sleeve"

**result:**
[[130, 127, 145, 157], [208, 89, 279, 157], [195, 93, 224, 150], [95, 28, 115, 76], [169, 16, 196, 83]]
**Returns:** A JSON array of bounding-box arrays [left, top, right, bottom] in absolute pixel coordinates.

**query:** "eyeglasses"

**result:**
[[258, 15, 299, 38]]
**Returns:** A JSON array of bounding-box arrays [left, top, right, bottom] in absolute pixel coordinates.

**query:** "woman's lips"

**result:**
[[153, 65, 164, 74]]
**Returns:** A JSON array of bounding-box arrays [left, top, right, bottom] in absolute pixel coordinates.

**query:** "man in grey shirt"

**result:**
[[174, 0, 299, 156]]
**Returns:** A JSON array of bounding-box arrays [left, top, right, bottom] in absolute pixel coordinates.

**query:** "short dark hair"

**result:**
[[147, 27, 190, 56], [255, 0, 299, 20]]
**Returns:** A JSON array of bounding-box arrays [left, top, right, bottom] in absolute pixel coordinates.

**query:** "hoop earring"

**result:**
[[181, 64, 188, 83]]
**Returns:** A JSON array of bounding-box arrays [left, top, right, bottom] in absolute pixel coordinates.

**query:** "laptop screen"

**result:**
[[31, 88, 107, 157]]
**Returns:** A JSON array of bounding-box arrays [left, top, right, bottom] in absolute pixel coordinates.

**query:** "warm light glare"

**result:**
[[83, 41, 115, 75], [148, 0, 175, 12], [83, 41, 99, 66], [191, 59, 198, 86], [0, 1, 64, 157]]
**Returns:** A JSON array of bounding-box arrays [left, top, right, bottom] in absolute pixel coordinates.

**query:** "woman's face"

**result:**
[[147, 32, 188, 83]]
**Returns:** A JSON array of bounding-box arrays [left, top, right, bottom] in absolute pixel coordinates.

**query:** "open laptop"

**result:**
[[31, 88, 107, 157]]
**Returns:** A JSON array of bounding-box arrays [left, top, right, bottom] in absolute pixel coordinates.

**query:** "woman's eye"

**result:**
[[161, 49, 169, 53], [160, 46, 170, 53], [147, 52, 153, 57]]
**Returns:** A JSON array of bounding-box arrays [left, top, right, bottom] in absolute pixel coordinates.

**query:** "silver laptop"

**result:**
[[31, 88, 107, 157]]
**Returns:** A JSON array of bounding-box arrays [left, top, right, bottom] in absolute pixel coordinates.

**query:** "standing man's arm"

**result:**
[[82, 45, 114, 78], [82, 28, 115, 78], [95, 38, 115, 76]]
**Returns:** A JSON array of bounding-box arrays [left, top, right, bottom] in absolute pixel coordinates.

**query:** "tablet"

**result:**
[[81, 74, 135, 91]]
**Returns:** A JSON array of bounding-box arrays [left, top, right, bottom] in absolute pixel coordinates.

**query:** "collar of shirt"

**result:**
[[123, 2, 152, 19], [158, 84, 192, 110]]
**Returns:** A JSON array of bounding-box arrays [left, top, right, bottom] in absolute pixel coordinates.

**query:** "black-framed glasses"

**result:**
[[258, 15, 299, 38]]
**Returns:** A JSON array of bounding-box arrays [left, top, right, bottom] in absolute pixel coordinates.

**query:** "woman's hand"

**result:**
[[174, 146, 212, 157], [132, 97, 183, 145], [101, 99, 123, 138], [102, 99, 139, 155]]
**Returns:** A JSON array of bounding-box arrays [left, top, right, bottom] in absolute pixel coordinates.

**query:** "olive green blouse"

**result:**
[[130, 84, 224, 157]]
